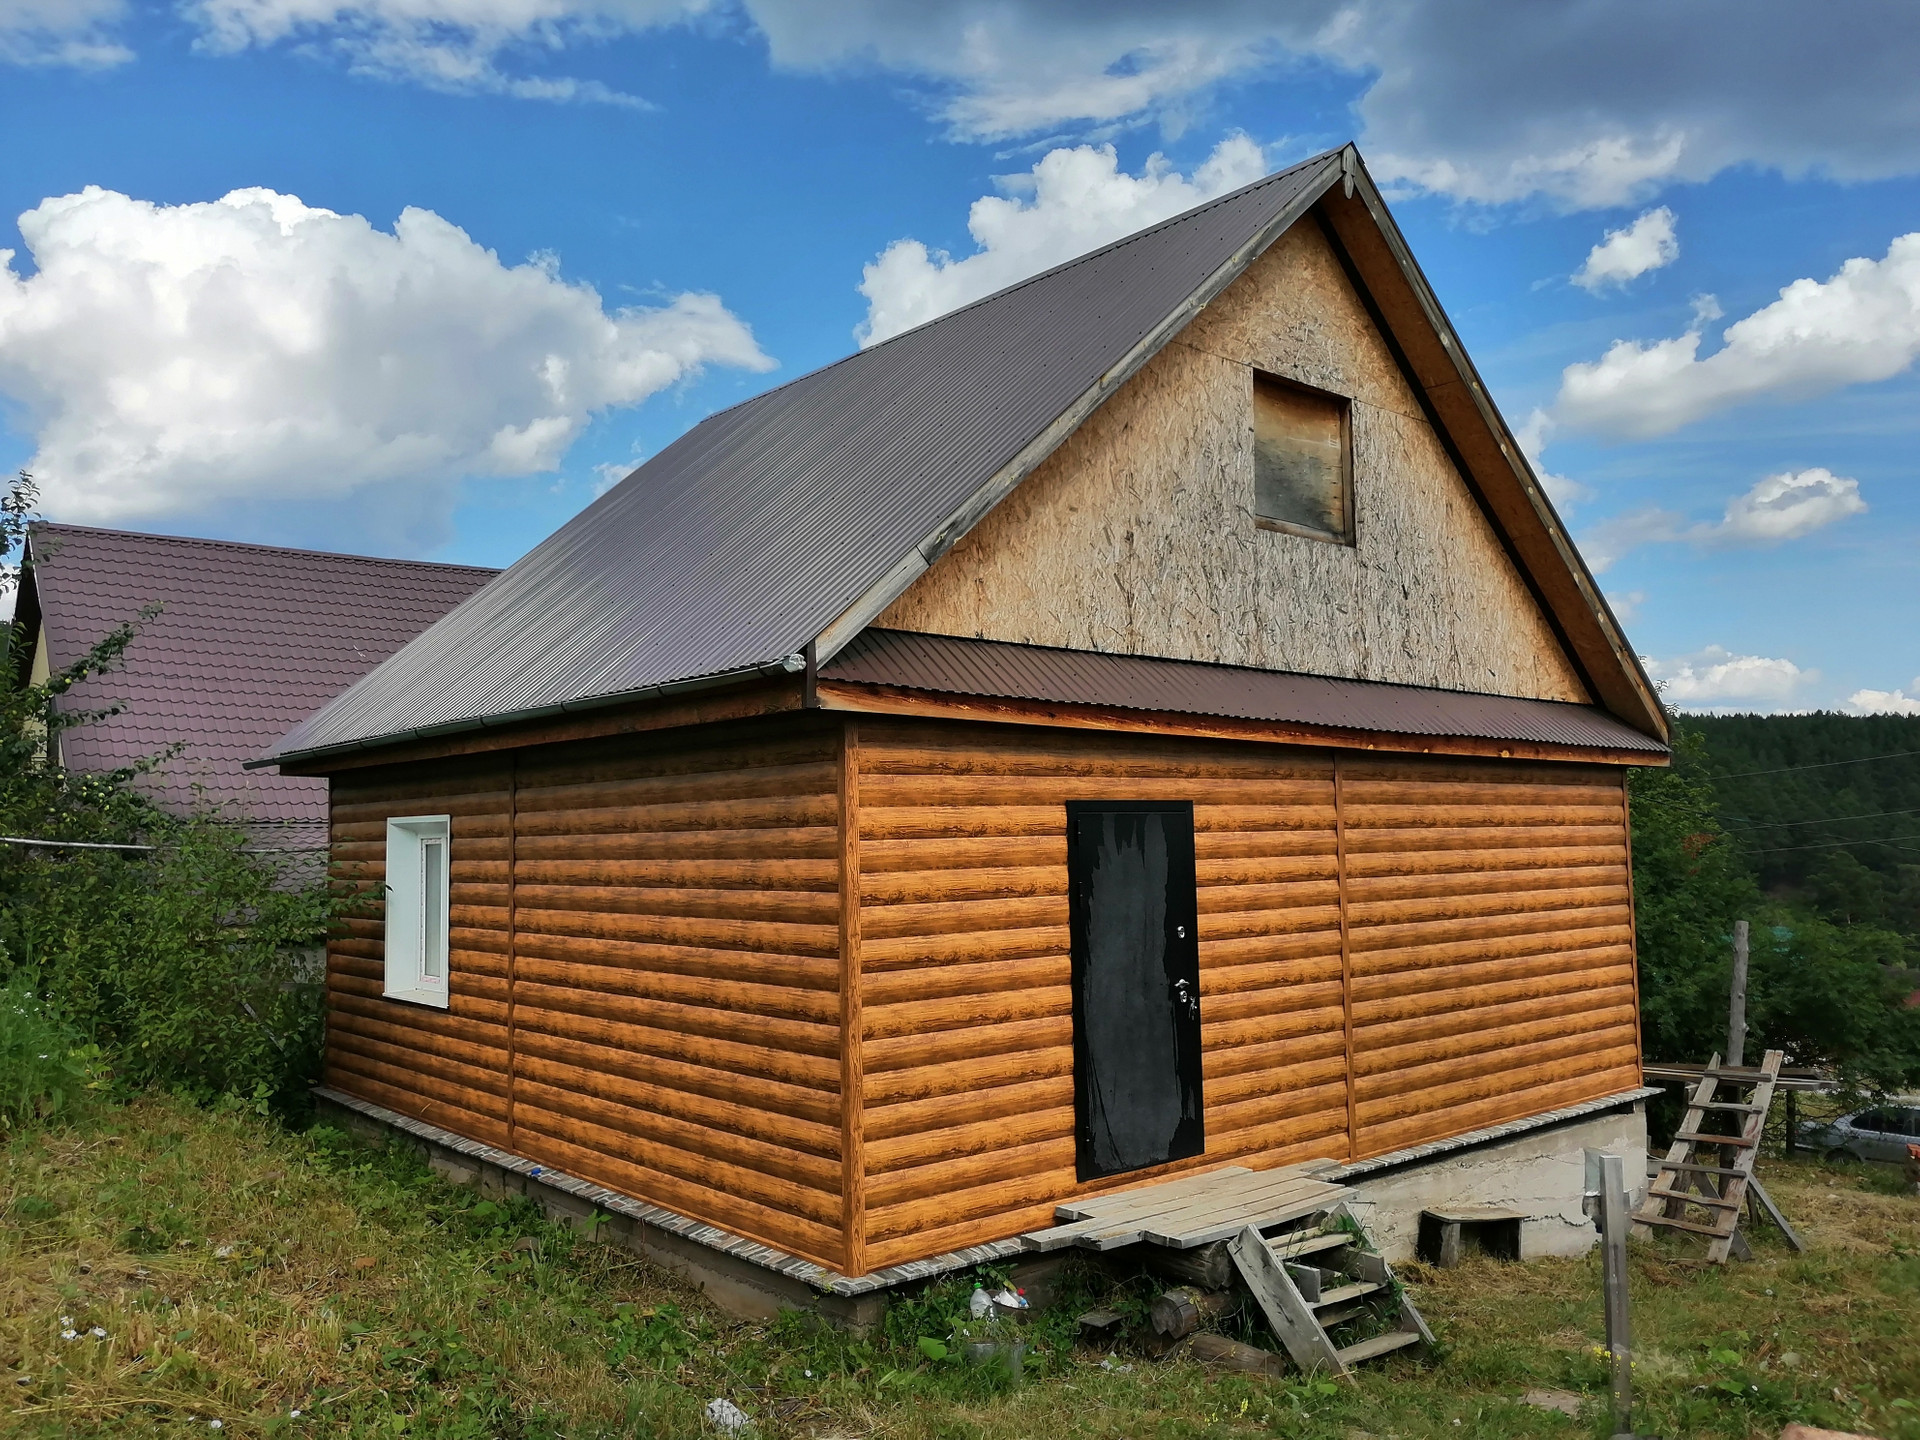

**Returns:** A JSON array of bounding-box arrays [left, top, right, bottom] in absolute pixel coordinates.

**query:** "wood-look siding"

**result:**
[[329, 757, 515, 1148], [324, 711, 1641, 1278], [1341, 757, 1641, 1157], [325, 721, 848, 1269], [849, 719, 1639, 1269]]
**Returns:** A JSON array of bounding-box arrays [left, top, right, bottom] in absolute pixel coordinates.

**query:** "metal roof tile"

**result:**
[[824, 629, 1669, 756], [263, 151, 1344, 765]]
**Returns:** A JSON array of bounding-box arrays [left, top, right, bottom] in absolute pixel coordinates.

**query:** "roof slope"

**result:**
[[21, 523, 496, 822], [825, 629, 1666, 757], [263, 151, 1344, 765]]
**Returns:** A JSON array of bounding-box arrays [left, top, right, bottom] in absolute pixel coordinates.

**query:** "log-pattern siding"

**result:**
[[325, 723, 849, 1269], [323, 712, 1641, 1278], [328, 757, 515, 1148], [1341, 758, 1641, 1158], [850, 720, 1638, 1269], [855, 720, 1354, 1269]]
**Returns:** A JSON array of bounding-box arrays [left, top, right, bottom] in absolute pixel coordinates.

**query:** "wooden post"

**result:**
[[1784, 1088, 1798, 1156], [1601, 1152, 1634, 1439], [1587, 1149, 1635, 1439], [1727, 920, 1750, 1069]]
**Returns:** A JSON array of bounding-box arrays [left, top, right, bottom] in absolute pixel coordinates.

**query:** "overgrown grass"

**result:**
[[3, 1095, 1916, 1438]]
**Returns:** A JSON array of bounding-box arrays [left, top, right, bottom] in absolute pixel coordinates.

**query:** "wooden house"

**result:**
[[258, 145, 1669, 1297]]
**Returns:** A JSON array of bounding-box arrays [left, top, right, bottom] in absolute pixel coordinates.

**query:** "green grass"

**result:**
[[2, 1095, 1917, 1439]]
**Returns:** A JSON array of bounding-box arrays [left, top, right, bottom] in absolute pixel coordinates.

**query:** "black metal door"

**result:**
[[1066, 800, 1203, 1181]]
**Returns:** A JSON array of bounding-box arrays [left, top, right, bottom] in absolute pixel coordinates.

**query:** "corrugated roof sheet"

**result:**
[[263, 150, 1343, 765], [24, 524, 497, 823], [824, 629, 1669, 755]]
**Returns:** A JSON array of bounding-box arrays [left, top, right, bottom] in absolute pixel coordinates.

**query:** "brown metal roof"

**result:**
[[259, 150, 1347, 767], [823, 629, 1669, 757], [19, 523, 497, 825]]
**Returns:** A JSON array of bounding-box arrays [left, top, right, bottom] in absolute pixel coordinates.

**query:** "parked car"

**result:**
[[1801, 1098, 1920, 1163]]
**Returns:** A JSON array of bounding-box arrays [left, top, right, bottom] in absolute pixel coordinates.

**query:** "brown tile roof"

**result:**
[[20, 523, 497, 826], [823, 629, 1670, 757]]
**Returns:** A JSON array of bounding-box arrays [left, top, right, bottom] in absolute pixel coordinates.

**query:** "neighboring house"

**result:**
[[258, 145, 1670, 1308], [10, 524, 496, 837]]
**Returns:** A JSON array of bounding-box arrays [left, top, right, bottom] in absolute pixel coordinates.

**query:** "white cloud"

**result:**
[[1556, 232, 1920, 438], [1717, 467, 1866, 543], [0, 186, 772, 547], [856, 134, 1267, 346], [1512, 407, 1589, 508], [69, 3, 1913, 211], [1579, 468, 1866, 572], [184, 0, 670, 103], [0, 0, 130, 66], [1606, 590, 1645, 625], [1572, 207, 1678, 291], [1849, 684, 1920, 717], [1645, 645, 1814, 708]]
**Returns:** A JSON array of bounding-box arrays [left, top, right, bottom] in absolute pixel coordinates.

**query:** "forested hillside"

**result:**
[[1628, 711, 1920, 1085], [1692, 713, 1920, 937]]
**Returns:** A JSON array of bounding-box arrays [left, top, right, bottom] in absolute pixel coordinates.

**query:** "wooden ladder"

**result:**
[[1227, 1208, 1433, 1377], [1636, 1048, 1789, 1263]]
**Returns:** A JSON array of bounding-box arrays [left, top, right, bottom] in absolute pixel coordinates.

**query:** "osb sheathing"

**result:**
[[876, 219, 1591, 706]]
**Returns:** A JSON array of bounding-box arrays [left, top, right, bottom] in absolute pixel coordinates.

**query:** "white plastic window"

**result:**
[[384, 815, 452, 1008]]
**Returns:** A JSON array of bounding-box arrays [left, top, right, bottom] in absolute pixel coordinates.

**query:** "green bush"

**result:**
[[1, 472, 337, 1114], [0, 968, 95, 1130]]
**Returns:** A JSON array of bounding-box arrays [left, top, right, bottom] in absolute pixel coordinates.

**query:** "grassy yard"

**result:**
[[2, 1096, 1916, 1440]]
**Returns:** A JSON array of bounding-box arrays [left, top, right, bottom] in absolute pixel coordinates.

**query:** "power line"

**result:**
[[1738, 830, 1920, 856], [1707, 748, 1920, 781], [1723, 804, 1920, 832]]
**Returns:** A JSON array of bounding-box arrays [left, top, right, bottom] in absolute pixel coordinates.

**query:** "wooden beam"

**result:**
[[837, 719, 867, 1277], [812, 680, 1668, 767]]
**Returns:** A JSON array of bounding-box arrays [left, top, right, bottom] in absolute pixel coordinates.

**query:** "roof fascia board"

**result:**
[[812, 152, 1348, 665], [251, 653, 806, 770], [1318, 162, 1668, 741]]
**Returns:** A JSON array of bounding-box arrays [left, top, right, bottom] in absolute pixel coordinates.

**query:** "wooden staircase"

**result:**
[[1227, 1208, 1434, 1376], [1636, 1048, 1785, 1262]]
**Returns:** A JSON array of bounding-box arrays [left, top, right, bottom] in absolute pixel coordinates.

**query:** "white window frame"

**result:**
[[384, 815, 452, 1008]]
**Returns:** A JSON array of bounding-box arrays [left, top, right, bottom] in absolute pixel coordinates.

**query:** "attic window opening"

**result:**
[[1252, 373, 1352, 545]]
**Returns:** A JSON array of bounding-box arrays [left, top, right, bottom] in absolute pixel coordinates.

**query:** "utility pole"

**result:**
[[1726, 919, 1749, 1069]]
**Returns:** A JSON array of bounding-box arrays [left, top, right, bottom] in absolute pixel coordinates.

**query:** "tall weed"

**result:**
[[0, 969, 93, 1129]]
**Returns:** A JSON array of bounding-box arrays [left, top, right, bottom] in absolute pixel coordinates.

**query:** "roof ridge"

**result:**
[[677, 146, 1347, 433], [27, 521, 501, 574]]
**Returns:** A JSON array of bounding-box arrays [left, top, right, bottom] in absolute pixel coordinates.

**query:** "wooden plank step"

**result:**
[[1133, 1171, 1339, 1242], [1673, 1130, 1757, 1148], [1337, 1330, 1422, 1365], [1638, 1213, 1735, 1237], [1699, 1101, 1767, 1113], [1647, 1186, 1741, 1209], [1053, 1167, 1252, 1223], [1658, 1161, 1746, 1178], [1149, 1190, 1344, 1250], [1228, 1226, 1345, 1374], [1268, 1230, 1353, 1261], [1312, 1280, 1385, 1309]]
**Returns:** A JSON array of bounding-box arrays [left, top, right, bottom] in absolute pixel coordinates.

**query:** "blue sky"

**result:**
[[2, 1, 1917, 714]]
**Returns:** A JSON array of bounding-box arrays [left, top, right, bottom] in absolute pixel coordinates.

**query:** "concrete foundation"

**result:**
[[1337, 1103, 1650, 1262], [315, 1084, 1655, 1327]]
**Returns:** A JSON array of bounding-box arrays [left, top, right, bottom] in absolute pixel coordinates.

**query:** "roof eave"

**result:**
[[249, 653, 808, 772]]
